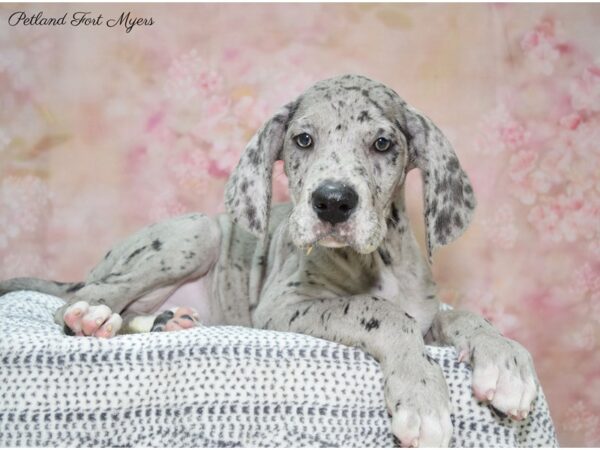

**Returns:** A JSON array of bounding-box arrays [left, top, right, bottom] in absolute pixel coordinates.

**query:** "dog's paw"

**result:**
[[386, 361, 453, 447], [63, 301, 122, 338], [150, 307, 200, 332], [463, 332, 538, 420]]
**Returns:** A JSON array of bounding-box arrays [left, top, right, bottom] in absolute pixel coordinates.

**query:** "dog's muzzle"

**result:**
[[311, 180, 358, 225]]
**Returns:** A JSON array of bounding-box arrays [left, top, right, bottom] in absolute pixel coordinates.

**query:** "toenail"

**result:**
[[106, 325, 112, 332], [96, 318, 103, 325], [73, 309, 81, 316], [486, 390, 495, 401], [410, 438, 419, 448]]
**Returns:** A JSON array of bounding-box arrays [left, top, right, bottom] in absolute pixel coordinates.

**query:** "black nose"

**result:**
[[311, 180, 359, 225]]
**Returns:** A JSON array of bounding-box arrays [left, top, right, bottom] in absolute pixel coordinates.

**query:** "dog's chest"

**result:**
[[369, 259, 425, 316], [372, 266, 401, 299]]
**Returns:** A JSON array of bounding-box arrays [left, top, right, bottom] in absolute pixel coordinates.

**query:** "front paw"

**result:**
[[464, 332, 538, 420], [385, 359, 453, 447], [59, 301, 122, 338]]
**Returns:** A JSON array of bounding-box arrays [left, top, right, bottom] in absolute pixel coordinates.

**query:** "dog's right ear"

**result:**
[[224, 101, 298, 236]]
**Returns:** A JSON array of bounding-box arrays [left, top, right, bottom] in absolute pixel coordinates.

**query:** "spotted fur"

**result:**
[[0, 75, 538, 448]]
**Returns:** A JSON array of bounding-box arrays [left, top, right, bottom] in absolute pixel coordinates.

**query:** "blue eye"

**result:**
[[294, 133, 313, 149], [374, 137, 391, 152]]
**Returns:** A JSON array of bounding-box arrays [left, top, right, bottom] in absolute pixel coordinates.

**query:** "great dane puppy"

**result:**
[[0, 75, 538, 447]]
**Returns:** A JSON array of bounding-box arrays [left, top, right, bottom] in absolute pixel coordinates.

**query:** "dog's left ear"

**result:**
[[401, 104, 477, 259], [224, 102, 297, 236]]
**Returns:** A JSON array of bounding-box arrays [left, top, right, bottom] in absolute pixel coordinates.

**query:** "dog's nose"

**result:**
[[311, 181, 359, 225]]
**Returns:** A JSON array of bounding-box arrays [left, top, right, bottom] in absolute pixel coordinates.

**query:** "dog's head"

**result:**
[[225, 75, 476, 257]]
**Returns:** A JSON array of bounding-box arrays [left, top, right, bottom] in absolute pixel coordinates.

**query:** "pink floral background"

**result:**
[[1, 4, 599, 445]]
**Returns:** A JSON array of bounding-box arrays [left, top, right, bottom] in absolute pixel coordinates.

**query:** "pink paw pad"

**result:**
[[63, 301, 122, 338], [151, 307, 200, 332]]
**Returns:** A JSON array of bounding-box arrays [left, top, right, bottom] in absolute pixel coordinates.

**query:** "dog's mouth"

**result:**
[[317, 236, 347, 248], [288, 204, 384, 255], [308, 222, 355, 249]]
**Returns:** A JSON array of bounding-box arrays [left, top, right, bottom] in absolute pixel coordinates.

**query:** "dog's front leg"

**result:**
[[429, 309, 538, 420], [256, 296, 453, 447]]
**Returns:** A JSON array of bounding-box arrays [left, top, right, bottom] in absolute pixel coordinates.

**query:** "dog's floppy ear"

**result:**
[[224, 101, 297, 236], [401, 104, 476, 259]]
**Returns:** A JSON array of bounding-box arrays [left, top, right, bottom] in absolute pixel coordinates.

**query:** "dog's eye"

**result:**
[[373, 137, 391, 152], [294, 133, 313, 149]]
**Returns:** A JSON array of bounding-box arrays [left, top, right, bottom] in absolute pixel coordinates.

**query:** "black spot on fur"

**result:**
[[377, 248, 392, 266], [66, 282, 85, 293], [152, 239, 162, 251], [434, 209, 452, 241], [151, 310, 175, 332], [404, 312, 414, 320], [126, 246, 147, 264], [429, 198, 438, 217], [453, 213, 463, 229], [246, 146, 260, 167], [289, 310, 300, 326], [390, 203, 399, 222], [450, 179, 465, 205], [364, 317, 380, 331], [357, 110, 371, 123], [245, 205, 258, 230], [343, 303, 350, 315], [446, 157, 460, 172]]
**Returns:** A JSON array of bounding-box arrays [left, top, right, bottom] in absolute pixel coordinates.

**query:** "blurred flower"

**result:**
[[164, 49, 225, 102], [508, 150, 538, 182], [462, 286, 520, 335], [520, 17, 565, 75], [0, 176, 52, 249], [562, 400, 600, 445], [477, 103, 530, 154], [570, 62, 600, 113], [480, 205, 518, 249], [563, 322, 598, 352], [572, 263, 600, 296]]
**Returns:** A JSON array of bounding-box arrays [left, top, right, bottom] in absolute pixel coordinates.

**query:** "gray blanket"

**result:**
[[0, 292, 558, 447]]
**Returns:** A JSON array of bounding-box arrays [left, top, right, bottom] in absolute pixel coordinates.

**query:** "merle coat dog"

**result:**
[[0, 75, 538, 447]]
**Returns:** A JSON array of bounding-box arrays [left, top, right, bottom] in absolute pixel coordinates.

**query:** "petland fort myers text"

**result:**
[[8, 11, 154, 33]]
